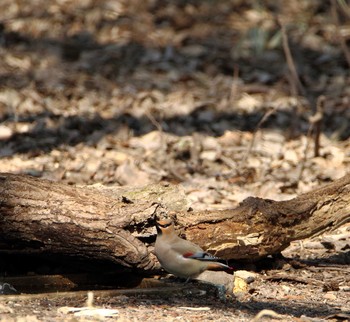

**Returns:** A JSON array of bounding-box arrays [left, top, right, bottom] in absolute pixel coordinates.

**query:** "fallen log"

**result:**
[[0, 172, 349, 271]]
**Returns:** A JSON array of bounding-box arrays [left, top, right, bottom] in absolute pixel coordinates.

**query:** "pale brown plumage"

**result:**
[[154, 219, 232, 280]]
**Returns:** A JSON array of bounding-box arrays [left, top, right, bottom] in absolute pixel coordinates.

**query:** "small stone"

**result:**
[[234, 270, 257, 283], [0, 125, 12, 140], [233, 276, 248, 295], [196, 271, 234, 292]]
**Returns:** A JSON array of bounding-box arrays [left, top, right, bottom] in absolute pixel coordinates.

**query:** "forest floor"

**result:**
[[0, 0, 349, 321]]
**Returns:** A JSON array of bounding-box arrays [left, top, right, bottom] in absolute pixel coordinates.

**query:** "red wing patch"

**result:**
[[182, 252, 194, 258]]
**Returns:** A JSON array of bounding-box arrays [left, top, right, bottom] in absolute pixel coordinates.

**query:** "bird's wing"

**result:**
[[170, 238, 203, 255], [183, 252, 233, 270], [170, 238, 233, 270], [182, 251, 221, 261]]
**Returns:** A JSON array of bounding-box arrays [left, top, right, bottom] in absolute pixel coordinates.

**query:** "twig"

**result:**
[[295, 96, 325, 183], [252, 309, 285, 322], [278, 17, 309, 140], [240, 108, 276, 167], [337, 0, 350, 19], [264, 273, 323, 286], [0, 283, 192, 302], [145, 109, 163, 133], [279, 19, 306, 97], [310, 96, 325, 157], [295, 121, 312, 185], [144, 109, 166, 153], [332, 0, 350, 69], [229, 64, 240, 106]]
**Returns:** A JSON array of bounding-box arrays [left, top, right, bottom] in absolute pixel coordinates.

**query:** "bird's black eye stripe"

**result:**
[[158, 222, 172, 228]]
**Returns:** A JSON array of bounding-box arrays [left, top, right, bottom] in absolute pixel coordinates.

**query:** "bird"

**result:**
[[154, 218, 233, 281]]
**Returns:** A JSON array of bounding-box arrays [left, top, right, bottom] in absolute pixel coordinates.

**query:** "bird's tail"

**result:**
[[206, 261, 234, 271]]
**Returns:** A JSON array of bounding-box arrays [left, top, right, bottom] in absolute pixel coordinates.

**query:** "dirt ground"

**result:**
[[0, 0, 349, 321]]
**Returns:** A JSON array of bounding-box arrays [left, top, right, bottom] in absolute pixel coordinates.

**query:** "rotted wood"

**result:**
[[0, 172, 349, 271], [180, 174, 350, 259]]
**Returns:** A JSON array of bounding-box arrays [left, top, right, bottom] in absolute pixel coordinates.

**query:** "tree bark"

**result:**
[[0, 172, 349, 271]]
